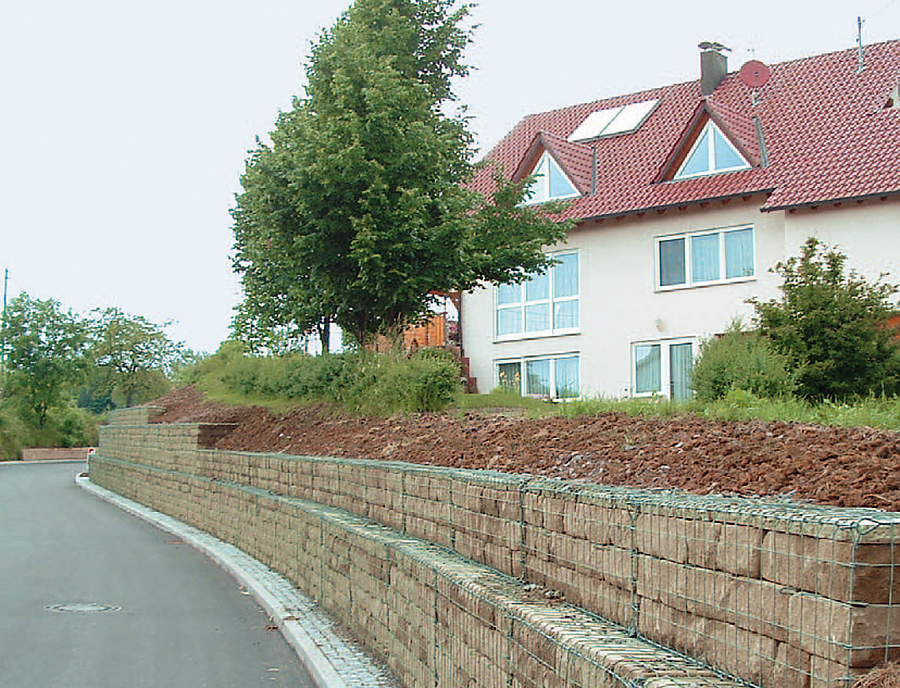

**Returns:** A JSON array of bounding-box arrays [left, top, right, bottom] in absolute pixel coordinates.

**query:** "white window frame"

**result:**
[[655, 225, 755, 291], [495, 250, 580, 341], [523, 151, 580, 205], [674, 120, 751, 180], [495, 353, 581, 400], [631, 338, 696, 399]]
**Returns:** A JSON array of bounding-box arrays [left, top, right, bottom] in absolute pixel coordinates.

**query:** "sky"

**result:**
[[2, 0, 898, 354]]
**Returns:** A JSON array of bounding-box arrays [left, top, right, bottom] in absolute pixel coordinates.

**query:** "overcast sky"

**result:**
[[2, 0, 898, 353]]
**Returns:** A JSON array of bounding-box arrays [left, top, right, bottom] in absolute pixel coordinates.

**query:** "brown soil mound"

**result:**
[[149, 386, 900, 513]]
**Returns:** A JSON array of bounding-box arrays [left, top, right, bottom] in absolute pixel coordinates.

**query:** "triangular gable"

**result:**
[[655, 101, 759, 182], [676, 121, 750, 178], [526, 152, 580, 203], [705, 99, 762, 163], [513, 132, 589, 204]]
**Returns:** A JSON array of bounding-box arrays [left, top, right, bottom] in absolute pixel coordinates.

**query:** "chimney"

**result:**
[[699, 41, 730, 95]]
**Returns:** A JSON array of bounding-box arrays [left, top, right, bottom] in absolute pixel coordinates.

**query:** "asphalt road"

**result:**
[[0, 461, 317, 688]]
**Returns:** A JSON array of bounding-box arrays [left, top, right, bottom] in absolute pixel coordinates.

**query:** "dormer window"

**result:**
[[524, 151, 580, 204], [674, 121, 751, 179]]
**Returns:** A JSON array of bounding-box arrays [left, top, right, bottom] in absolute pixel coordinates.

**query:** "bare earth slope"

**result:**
[[149, 386, 900, 513]]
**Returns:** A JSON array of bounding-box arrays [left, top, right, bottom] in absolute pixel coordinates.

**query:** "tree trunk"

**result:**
[[318, 318, 331, 354]]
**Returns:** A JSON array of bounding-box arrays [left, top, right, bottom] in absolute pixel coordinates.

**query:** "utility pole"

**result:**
[[1, 268, 7, 396]]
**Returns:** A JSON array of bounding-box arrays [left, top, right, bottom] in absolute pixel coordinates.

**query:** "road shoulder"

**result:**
[[76, 474, 397, 688]]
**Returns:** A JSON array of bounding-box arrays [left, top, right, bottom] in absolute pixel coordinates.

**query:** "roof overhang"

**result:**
[[762, 189, 900, 213], [576, 189, 777, 225]]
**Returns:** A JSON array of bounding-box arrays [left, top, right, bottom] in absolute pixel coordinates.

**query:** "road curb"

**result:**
[[1, 459, 89, 466], [76, 474, 395, 688]]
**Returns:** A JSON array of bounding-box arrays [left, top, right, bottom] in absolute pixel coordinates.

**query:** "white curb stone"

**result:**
[[76, 475, 398, 688]]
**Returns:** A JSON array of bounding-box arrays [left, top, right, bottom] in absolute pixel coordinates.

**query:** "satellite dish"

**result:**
[[739, 60, 771, 88]]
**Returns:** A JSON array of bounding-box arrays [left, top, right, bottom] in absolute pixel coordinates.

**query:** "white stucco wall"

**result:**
[[461, 195, 900, 398], [782, 196, 900, 284]]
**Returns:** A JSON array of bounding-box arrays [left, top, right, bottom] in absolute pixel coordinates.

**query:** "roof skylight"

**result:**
[[568, 99, 659, 141]]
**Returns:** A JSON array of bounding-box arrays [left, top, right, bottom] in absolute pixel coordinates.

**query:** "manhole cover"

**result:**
[[45, 602, 121, 614]]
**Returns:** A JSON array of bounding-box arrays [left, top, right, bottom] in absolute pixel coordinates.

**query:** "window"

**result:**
[[497, 354, 580, 399], [674, 121, 751, 179], [634, 344, 661, 394], [524, 152, 580, 205], [657, 226, 754, 289], [497, 251, 579, 338], [633, 340, 694, 400]]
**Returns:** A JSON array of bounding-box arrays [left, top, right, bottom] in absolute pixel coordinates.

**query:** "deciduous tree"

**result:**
[[88, 308, 187, 407], [232, 0, 569, 348], [1, 294, 89, 427]]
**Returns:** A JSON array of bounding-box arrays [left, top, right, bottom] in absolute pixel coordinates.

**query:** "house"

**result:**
[[461, 39, 900, 400]]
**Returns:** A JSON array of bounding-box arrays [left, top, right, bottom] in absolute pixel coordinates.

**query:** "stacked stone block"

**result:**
[[94, 417, 900, 688], [107, 405, 165, 426], [93, 452, 747, 688], [20, 447, 91, 461]]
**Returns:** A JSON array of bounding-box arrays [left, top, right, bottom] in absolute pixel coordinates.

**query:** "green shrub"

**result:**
[[691, 322, 797, 401], [186, 343, 461, 414], [753, 237, 900, 399], [412, 347, 457, 364], [376, 353, 461, 413], [179, 340, 248, 394], [0, 406, 27, 460], [221, 355, 266, 396], [47, 406, 100, 447], [0, 403, 100, 459]]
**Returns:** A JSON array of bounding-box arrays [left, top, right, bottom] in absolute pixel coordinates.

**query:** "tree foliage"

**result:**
[[1, 294, 90, 427], [88, 308, 187, 407], [0, 293, 188, 454], [232, 0, 570, 348], [752, 237, 900, 399]]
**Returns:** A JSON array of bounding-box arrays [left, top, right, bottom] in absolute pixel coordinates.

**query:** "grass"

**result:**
[[184, 346, 900, 431], [454, 386, 900, 431], [193, 373, 301, 414], [193, 374, 900, 431]]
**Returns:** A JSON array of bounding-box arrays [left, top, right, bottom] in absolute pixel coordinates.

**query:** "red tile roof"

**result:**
[[468, 39, 900, 221]]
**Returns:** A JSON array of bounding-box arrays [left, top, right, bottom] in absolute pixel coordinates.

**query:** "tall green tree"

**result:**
[[231, 134, 337, 354], [87, 308, 187, 407], [1, 294, 89, 427], [232, 0, 569, 347], [752, 237, 900, 399]]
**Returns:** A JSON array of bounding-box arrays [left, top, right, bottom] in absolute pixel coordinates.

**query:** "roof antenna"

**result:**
[[857, 16, 865, 73]]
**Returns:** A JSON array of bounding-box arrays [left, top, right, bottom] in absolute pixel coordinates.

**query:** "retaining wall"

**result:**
[[92, 410, 900, 688], [21, 447, 91, 461]]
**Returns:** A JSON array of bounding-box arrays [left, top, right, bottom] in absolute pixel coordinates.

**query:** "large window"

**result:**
[[633, 340, 694, 400], [497, 251, 579, 339], [657, 226, 754, 289], [497, 354, 580, 399]]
